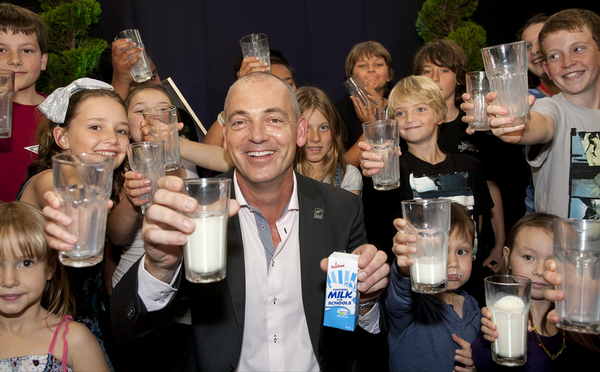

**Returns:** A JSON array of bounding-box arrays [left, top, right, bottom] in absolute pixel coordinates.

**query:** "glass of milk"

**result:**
[[401, 199, 451, 293], [484, 275, 532, 366], [182, 178, 231, 283], [554, 218, 600, 334]]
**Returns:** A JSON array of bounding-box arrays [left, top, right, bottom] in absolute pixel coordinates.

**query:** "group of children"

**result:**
[[1, 2, 600, 371]]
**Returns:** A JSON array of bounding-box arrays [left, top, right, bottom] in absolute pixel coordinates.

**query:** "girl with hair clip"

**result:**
[[335, 40, 394, 167], [295, 86, 362, 196], [0, 201, 109, 372], [470, 212, 595, 371], [18, 78, 129, 207], [16, 78, 128, 371]]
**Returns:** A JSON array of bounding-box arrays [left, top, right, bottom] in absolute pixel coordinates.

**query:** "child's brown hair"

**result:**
[[0, 3, 48, 55], [539, 8, 600, 58]]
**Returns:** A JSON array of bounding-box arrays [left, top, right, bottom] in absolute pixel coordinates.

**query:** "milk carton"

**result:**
[[324, 252, 359, 331]]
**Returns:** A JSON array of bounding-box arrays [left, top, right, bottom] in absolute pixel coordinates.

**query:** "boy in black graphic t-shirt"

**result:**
[[360, 75, 493, 306]]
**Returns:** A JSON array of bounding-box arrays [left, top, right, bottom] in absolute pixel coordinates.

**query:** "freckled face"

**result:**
[[542, 29, 600, 99]]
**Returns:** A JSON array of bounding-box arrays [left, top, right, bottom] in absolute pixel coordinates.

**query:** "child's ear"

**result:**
[[502, 246, 511, 269], [53, 126, 70, 151], [46, 259, 56, 281], [40, 53, 48, 72]]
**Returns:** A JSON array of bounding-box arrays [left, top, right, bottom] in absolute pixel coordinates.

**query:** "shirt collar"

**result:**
[[233, 170, 300, 214]]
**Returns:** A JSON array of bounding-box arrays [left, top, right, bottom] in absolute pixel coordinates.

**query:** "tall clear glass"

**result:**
[[53, 153, 114, 267], [143, 105, 182, 171], [554, 218, 600, 334], [485, 275, 531, 366], [481, 41, 530, 125], [401, 199, 451, 293], [362, 119, 400, 191]]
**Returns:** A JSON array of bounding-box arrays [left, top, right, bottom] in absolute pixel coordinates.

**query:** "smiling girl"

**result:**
[[18, 78, 129, 208], [0, 201, 109, 372], [295, 86, 361, 196]]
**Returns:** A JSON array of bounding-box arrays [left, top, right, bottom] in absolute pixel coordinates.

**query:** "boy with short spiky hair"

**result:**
[[0, 3, 48, 201], [483, 8, 600, 219]]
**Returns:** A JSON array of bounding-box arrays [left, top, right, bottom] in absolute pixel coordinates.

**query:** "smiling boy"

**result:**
[[486, 9, 600, 218], [0, 4, 48, 201], [361, 76, 493, 306]]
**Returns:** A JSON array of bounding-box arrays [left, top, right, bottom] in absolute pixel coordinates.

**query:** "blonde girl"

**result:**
[[295, 86, 362, 196], [0, 201, 109, 372]]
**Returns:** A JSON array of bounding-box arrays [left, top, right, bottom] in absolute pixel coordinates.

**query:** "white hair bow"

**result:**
[[38, 78, 114, 123]]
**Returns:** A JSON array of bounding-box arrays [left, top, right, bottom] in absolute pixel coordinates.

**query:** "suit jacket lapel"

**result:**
[[223, 169, 246, 335], [296, 173, 328, 356]]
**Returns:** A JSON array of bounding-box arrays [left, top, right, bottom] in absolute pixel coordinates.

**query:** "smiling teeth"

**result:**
[[565, 71, 583, 78], [247, 151, 274, 157], [532, 58, 543, 64], [95, 151, 117, 157]]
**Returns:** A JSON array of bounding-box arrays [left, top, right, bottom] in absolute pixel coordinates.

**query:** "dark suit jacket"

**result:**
[[111, 170, 372, 371]]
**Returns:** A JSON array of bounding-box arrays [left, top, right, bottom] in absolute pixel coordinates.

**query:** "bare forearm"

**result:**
[[180, 137, 233, 172], [107, 194, 140, 245]]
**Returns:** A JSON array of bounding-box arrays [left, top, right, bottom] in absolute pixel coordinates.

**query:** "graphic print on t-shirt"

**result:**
[[409, 172, 475, 210], [409, 171, 478, 254], [568, 128, 600, 219]]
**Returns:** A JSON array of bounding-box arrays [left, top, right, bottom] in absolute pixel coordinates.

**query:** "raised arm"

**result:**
[[462, 92, 556, 145]]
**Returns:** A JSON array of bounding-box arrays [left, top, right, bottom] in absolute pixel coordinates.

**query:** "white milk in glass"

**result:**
[[491, 295, 528, 358], [184, 211, 228, 282], [411, 257, 445, 285]]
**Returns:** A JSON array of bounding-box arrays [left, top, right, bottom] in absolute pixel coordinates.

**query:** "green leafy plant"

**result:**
[[416, 0, 486, 71], [36, 0, 108, 94]]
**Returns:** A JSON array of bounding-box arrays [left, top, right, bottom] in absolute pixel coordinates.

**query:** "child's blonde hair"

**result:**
[[0, 202, 74, 318], [295, 86, 347, 185], [388, 75, 448, 124]]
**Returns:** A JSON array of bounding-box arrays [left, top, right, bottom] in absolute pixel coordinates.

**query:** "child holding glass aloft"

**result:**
[[385, 202, 480, 372]]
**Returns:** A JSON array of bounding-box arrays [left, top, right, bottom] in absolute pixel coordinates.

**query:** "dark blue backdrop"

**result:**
[[12, 0, 600, 132], [90, 0, 421, 131]]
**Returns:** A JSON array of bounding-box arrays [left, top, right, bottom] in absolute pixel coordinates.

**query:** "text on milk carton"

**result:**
[[323, 252, 359, 331]]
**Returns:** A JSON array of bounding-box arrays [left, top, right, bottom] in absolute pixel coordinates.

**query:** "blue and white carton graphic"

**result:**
[[324, 252, 359, 331]]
